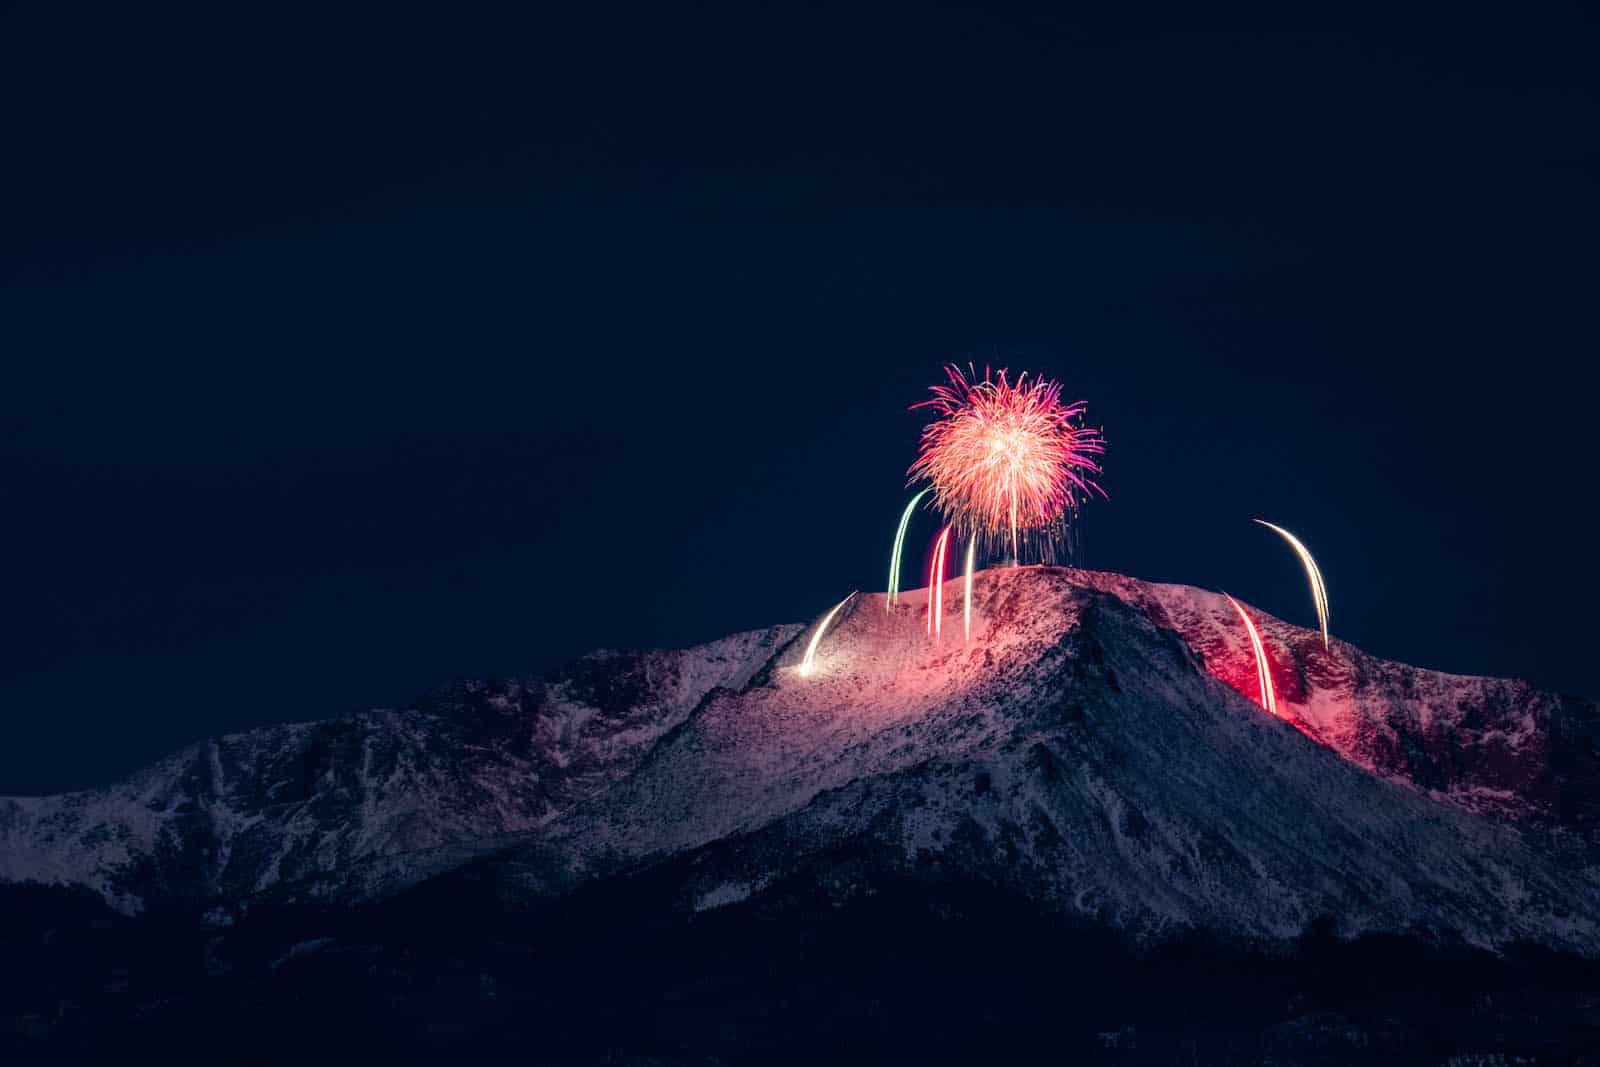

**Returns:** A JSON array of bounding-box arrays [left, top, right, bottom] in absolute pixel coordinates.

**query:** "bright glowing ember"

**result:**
[[909, 364, 1104, 564]]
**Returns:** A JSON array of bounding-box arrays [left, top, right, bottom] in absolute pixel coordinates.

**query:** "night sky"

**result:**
[[3, 4, 1596, 795]]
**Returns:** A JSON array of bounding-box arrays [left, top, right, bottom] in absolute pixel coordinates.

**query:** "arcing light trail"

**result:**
[[799, 591, 857, 677], [910, 364, 1104, 566], [887, 489, 932, 610], [964, 536, 975, 642], [928, 526, 952, 639], [1254, 520, 1330, 650], [1223, 593, 1278, 717]]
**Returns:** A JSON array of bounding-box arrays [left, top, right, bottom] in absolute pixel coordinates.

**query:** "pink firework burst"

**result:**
[[909, 364, 1105, 563]]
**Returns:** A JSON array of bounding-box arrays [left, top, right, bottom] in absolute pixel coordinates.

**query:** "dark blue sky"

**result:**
[[3, 3, 1596, 794]]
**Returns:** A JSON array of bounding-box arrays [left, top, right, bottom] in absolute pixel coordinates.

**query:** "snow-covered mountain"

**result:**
[[0, 625, 800, 915], [3, 567, 1596, 954]]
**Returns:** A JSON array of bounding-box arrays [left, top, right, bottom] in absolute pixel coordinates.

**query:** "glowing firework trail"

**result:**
[[928, 526, 952, 639], [800, 591, 857, 677], [1254, 519, 1330, 650], [1223, 593, 1278, 717], [910, 365, 1104, 565], [887, 489, 932, 610], [964, 536, 975, 641]]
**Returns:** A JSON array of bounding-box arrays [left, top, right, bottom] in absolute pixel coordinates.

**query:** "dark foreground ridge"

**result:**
[[5, 865, 1600, 1065]]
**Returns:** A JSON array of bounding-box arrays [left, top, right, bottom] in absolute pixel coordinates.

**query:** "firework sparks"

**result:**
[[1223, 593, 1278, 716], [1253, 519, 1330, 650], [887, 489, 932, 610], [909, 364, 1104, 565], [963, 536, 975, 641], [799, 591, 857, 677], [928, 526, 952, 639]]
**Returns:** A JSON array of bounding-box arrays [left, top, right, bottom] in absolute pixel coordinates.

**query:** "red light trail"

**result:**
[[928, 526, 952, 639], [1223, 593, 1278, 717]]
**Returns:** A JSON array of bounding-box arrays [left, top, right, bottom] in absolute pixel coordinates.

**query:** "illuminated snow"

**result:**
[[2, 568, 1595, 955]]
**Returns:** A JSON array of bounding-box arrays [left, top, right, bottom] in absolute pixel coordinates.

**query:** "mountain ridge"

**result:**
[[3, 566, 1596, 956]]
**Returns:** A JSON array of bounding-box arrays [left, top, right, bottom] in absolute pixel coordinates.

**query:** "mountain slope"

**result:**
[[1073, 570, 1600, 835]]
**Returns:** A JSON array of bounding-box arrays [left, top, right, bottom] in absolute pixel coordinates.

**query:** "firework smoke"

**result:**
[[910, 364, 1104, 565]]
